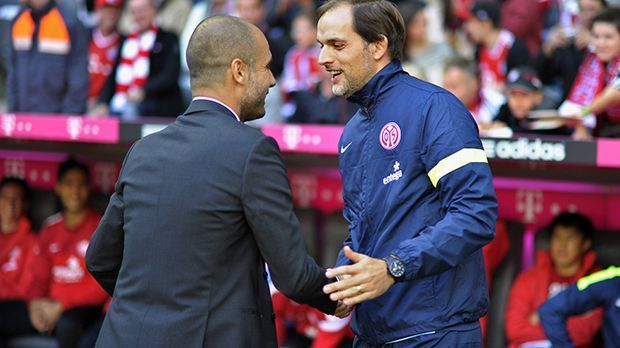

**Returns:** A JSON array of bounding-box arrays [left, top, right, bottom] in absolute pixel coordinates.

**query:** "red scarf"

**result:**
[[111, 25, 158, 111], [479, 30, 514, 90], [568, 52, 620, 106]]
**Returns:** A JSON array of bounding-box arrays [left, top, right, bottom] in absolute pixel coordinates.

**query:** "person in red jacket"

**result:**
[[505, 212, 603, 348], [0, 177, 38, 345], [22, 159, 108, 348]]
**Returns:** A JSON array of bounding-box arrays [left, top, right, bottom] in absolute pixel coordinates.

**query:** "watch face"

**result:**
[[389, 257, 405, 278]]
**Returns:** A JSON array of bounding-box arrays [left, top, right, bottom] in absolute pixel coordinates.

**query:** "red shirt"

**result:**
[[0, 217, 36, 301], [506, 250, 603, 347], [479, 30, 514, 90], [23, 209, 109, 309], [88, 29, 121, 103]]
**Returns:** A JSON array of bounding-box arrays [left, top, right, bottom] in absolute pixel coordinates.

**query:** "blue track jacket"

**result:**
[[539, 266, 620, 348], [336, 61, 498, 344]]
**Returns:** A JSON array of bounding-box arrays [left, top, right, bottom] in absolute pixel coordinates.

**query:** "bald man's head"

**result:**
[[186, 16, 259, 90]]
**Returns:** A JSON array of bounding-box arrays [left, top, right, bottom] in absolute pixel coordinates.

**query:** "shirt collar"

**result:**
[[192, 96, 240, 122]]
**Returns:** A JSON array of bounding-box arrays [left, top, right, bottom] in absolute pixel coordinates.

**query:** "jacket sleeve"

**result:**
[[242, 136, 337, 315], [539, 271, 617, 347], [61, 16, 89, 114], [390, 92, 497, 281], [505, 272, 547, 344], [143, 32, 181, 98], [85, 144, 134, 295], [334, 234, 352, 268]]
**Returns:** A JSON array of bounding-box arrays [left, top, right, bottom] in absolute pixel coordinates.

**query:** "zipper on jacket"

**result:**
[[362, 107, 370, 117]]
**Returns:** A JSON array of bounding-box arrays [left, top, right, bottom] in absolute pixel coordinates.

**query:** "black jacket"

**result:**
[[86, 100, 336, 347], [99, 28, 184, 117]]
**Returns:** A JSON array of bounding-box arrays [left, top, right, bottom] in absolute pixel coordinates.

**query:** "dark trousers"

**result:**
[[352, 323, 482, 348], [0, 300, 37, 347], [54, 306, 102, 348]]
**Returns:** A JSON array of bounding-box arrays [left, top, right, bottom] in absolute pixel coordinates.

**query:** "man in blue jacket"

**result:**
[[8, 0, 89, 114], [316, 0, 498, 346], [539, 266, 620, 347]]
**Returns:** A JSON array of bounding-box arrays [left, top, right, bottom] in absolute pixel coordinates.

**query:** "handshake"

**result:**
[[325, 246, 397, 318]]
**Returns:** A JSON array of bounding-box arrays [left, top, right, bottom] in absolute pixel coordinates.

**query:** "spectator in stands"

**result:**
[[559, 7, 620, 138], [505, 212, 603, 348], [500, 0, 543, 58], [266, 0, 315, 36], [0, 177, 38, 345], [442, 56, 504, 128], [537, 0, 607, 103], [23, 159, 108, 348], [8, 0, 89, 114], [493, 66, 573, 136], [584, 71, 620, 128], [287, 55, 357, 124], [234, 0, 292, 78], [280, 11, 321, 118], [93, 0, 184, 119], [399, 0, 454, 86], [539, 265, 620, 348], [87, 0, 123, 109], [460, 1, 531, 92]]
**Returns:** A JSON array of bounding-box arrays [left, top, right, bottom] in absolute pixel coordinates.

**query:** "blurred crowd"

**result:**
[[1, 0, 620, 137]]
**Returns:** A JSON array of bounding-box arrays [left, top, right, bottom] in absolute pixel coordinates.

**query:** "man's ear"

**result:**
[[231, 58, 249, 85], [370, 35, 389, 61], [582, 238, 592, 253]]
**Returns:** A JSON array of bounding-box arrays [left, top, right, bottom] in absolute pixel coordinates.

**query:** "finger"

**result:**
[[323, 273, 364, 294], [343, 246, 365, 263], [325, 264, 361, 279], [329, 283, 365, 301], [342, 292, 373, 306]]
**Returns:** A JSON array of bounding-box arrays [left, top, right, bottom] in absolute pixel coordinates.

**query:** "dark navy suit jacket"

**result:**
[[86, 99, 335, 347]]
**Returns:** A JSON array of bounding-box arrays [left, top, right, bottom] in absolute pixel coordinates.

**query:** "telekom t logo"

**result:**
[[516, 189, 543, 223]]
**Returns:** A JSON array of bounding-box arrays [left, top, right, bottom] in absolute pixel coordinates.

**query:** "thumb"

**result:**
[[343, 246, 364, 263]]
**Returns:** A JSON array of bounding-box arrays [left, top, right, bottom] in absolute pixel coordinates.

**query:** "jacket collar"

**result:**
[[348, 60, 404, 111], [182, 98, 239, 122]]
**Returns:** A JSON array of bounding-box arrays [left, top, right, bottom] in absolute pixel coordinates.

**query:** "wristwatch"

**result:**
[[383, 255, 405, 282]]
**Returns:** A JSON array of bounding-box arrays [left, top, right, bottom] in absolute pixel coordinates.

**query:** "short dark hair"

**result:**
[[469, 1, 501, 29], [0, 176, 30, 202], [397, 0, 426, 27], [57, 158, 90, 183], [186, 15, 257, 90], [591, 7, 620, 33], [318, 0, 406, 61], [548, 212, 594, 241], [444, 56, 478, 77]]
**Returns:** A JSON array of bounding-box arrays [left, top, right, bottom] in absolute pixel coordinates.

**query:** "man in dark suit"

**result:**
[[86, 15, 341, 347]]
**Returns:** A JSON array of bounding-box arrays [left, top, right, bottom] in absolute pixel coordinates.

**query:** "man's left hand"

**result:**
[[323, 246, 395, 306]]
